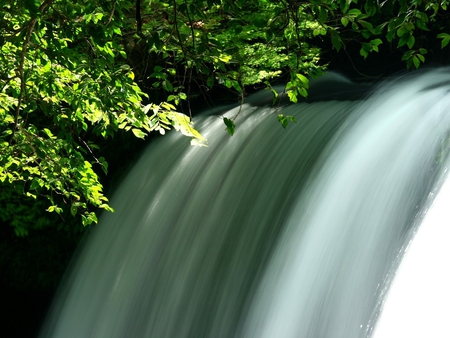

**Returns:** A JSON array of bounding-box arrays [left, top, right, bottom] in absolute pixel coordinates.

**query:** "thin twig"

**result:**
[[184, 0, 196, 51], [183, 0, 196, 118], [105, 0, 117, 26], [78, 137, 103, 168], [232, 89, 245, 121], [173, 0, 188, 60]]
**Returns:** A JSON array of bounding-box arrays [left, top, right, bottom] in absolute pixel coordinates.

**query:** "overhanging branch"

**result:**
[[11, 0, 55, 141]]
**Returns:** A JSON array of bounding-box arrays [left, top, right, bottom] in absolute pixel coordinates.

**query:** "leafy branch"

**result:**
[[12, 0, 55, 139]]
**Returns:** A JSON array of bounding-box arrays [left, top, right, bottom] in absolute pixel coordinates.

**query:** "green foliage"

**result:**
[[270, 0, 450, 72], [0, 0, 206, 234], [286, 73, 310, 103], [223, 117, 236, 136], [277, 114, 297, 129], [437, 33, 450, 49], [402, 48, 428, 69]]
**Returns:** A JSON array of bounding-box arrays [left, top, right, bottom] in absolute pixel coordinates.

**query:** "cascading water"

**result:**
[[40, 70, 450, 338]]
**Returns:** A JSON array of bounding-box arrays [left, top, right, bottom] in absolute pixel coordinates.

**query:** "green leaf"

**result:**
[[415, 11, 429, 23], [364, 2, 377, 16], [132, 128, 146, 139], [70, 204, 77, 216], [223, 117, 235, 136], [401, 50, 414, 61], [398, 34, 410, 47], [361, 30, 371, 39], [162, 80, 174, 92], [277, 114, 297, 129], [341, 16, 349, 27], [358, 20, 374, 33], [340, 0, 349, 12], [218, 54, 232, 63], [278, 114, 288, 128], [347, 9, 362, 17], [370, 38, 383, 46], [416, 20, 429, 31], [416, 54, 425, 62], [386, 21, 396, 42], [318, 7, 328, 24], [253, 16, 267, 28], [286, 90, 298, 103], [42, 61, 51, 72], [25, 192, 37, 199], [437, 33, 450, 48], [207, 77, 215, 88], [298, 87, 308, 98], [234, 25, 243, 34], [407, 35, 415, 49], [98, 157, 108, 175], [397, 23, 414, 37], [295, 73, 308, 87], [370, 38, 382, 52], [330, 31, 342, 52], [360, 46, 369, 59], [412, 55, 420, 69], [42, 128, 56, 139]]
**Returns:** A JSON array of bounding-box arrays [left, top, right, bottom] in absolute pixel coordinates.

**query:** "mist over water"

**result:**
[[40, 70, 450, 338]]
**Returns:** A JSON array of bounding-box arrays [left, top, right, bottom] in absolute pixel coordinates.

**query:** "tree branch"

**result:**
[[105, 0, 117, 26], [136, 0, 143, 35], [11, 0, 55, 141]]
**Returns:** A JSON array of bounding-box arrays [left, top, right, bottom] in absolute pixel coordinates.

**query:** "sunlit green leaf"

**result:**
[[132, 128, 146, 139]]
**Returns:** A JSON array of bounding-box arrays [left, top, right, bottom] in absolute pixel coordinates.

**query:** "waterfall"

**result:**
[[40, 70, 450, 338]]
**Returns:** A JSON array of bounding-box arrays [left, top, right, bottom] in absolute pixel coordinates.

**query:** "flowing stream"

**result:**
[[40, 70, 450, 337]]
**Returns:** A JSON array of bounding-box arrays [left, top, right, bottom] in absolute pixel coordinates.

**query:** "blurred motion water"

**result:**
[[40, 70, 450, 338]]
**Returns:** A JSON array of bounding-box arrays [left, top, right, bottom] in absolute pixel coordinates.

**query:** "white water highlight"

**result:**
[[372, 172, 450, 337], [40, 70, 450, 338]]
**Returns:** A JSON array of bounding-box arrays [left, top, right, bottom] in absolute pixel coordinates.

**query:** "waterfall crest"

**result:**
[[40, 70, 450, 338]]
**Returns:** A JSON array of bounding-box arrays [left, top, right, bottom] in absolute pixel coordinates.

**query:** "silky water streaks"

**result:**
[[40, 69, 450, 338]]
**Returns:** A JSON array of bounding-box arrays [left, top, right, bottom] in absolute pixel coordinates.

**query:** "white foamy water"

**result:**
[[373, 172, 450, 338]]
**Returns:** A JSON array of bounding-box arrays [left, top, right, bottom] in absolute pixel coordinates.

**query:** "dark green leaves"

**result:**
[[330, 29, 342, 52], [285, 73, 309, 103], [360, 39, 382, 59], [223, 117, 236, 136], [277, 114, 296, 129], [437, 33, 450, 49], [402, 48, 427, 69]]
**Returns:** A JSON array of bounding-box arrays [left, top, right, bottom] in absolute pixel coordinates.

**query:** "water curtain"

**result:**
[[40, 70, 450, 338]]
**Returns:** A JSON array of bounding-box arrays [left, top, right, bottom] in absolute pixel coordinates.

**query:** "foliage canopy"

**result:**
[[1, 0, 449, 235]]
